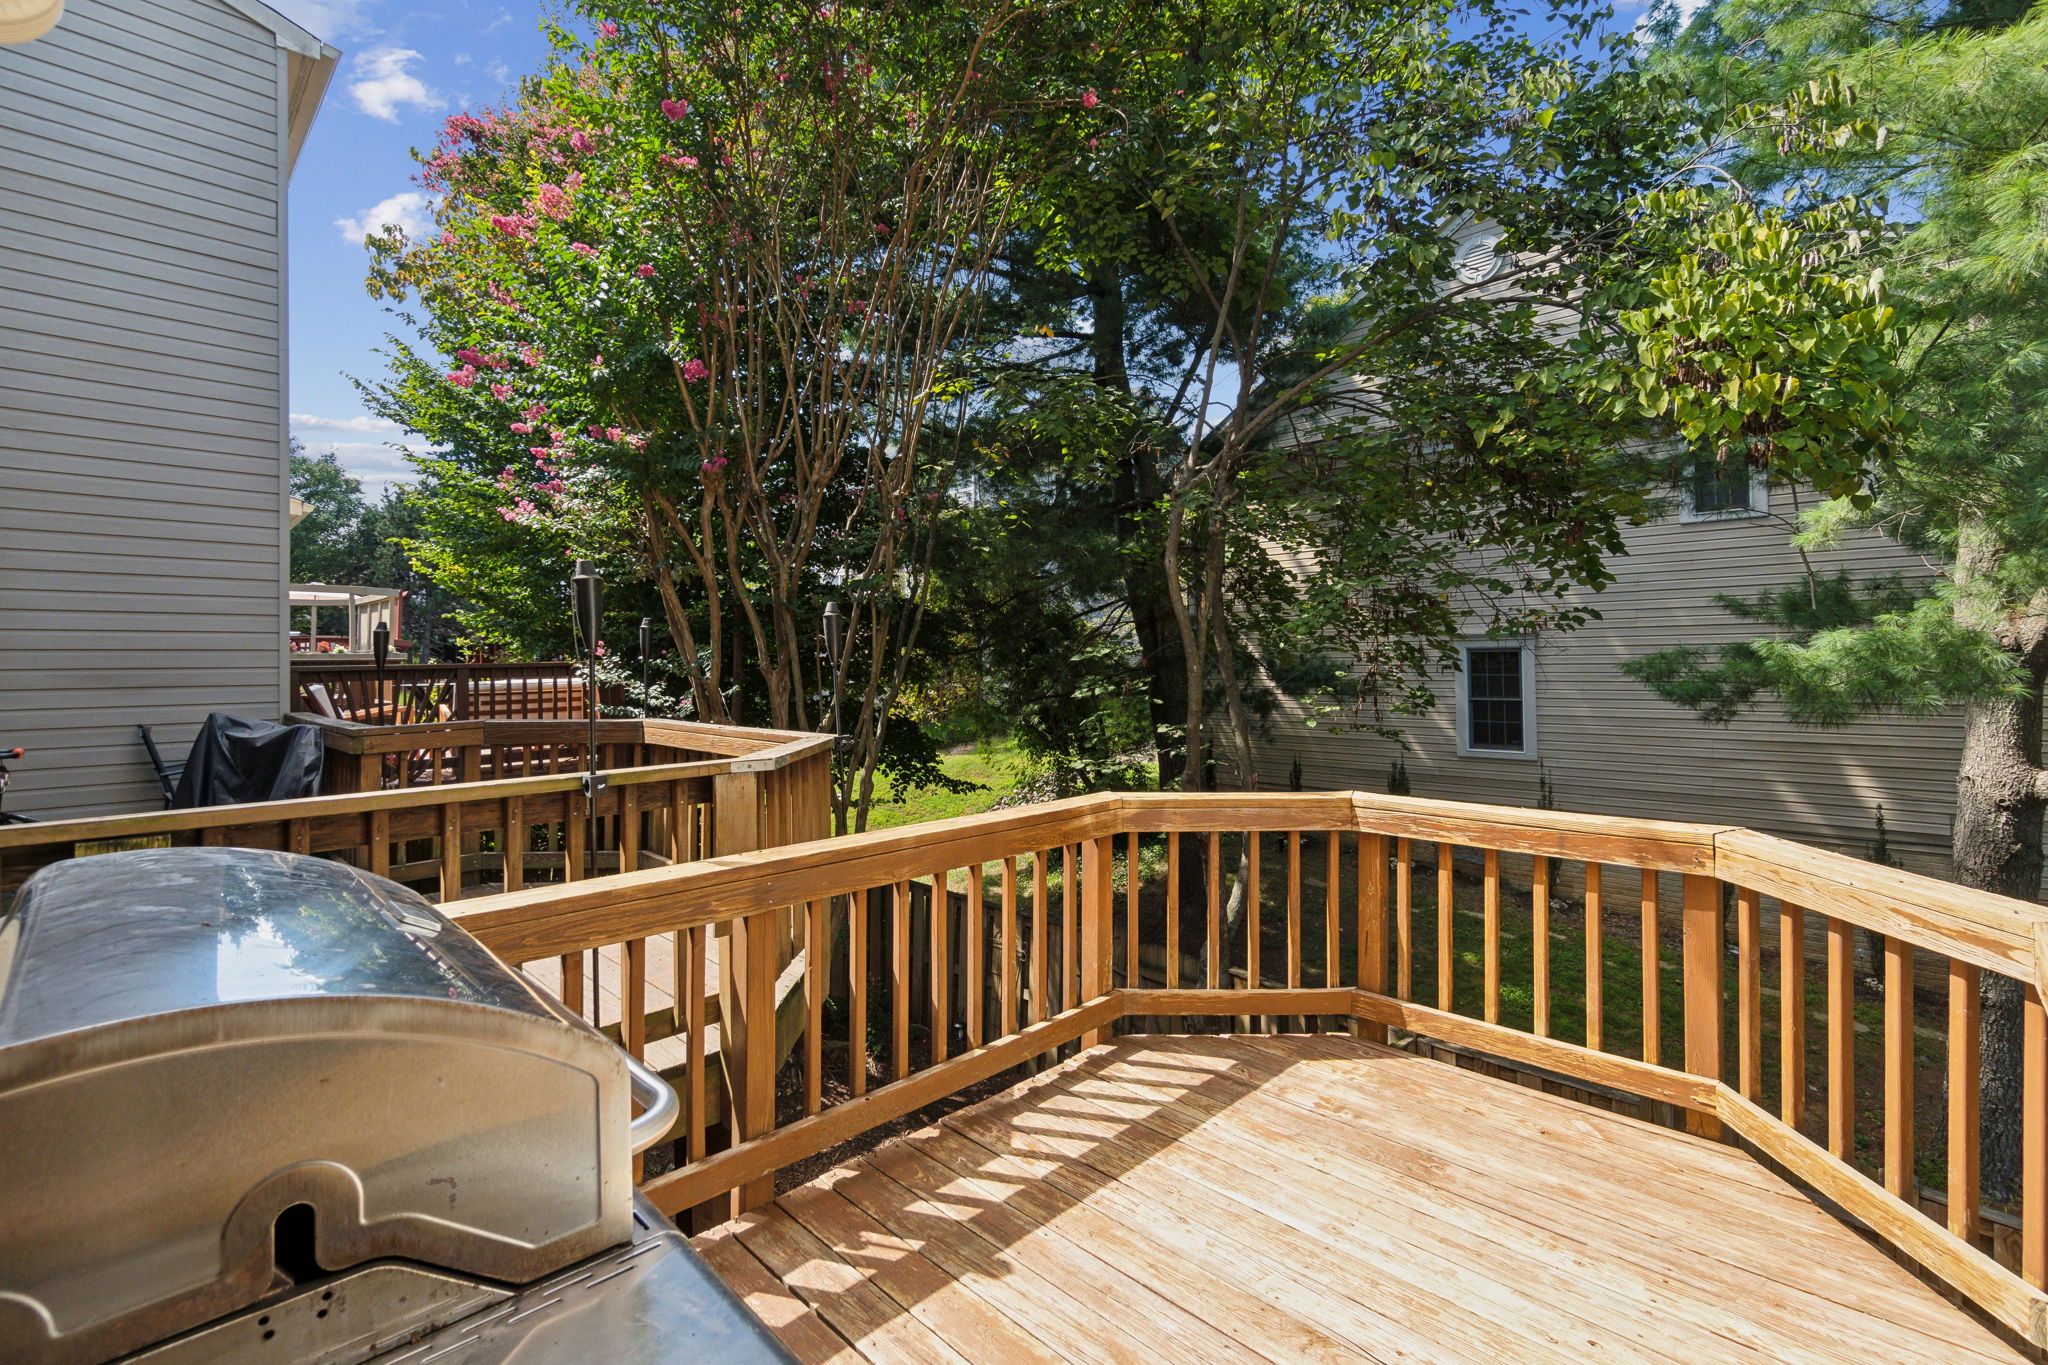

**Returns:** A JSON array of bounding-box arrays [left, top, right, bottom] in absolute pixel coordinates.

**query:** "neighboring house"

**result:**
[[0, 0, 336, 817], [1243, 224, 1967, 877]]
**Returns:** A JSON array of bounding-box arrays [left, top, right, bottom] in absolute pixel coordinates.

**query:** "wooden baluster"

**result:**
[[620, 783, 641, 875], [1358, 832, 1388, 1045], [892, 879, 911, 1081], [1125, 830, 1141, 991], [1325, 830, 1342, 992], [288, 818, 311, 858], [1680, 873, 1724, 1139], [369, 808, 390, 878], [1781, 902, 1807, 1128], [1641, 869, 1661, 1067], [1247, 832, 1262, 996], [503, 795, 525, 891], [2025, 986, 2046, 1288], [1885, 935, 1915, 1201], [1737, 886, 1762, 1100], [1165, 835, 1182, 991], [1827, 916, 1855, 1161], [1206, 833, 1222, 990], [561, 949, 585, 1016], [1585, 863, 1603, 1052], [931, 872, 951, 1066], [1483, 848, 1501, 1025], [624, 937, 647, 1059], [1949, 961, 1981, 1244], [1062, 844, 1078, 1011], [1532, 854, 1551, 1038], [672, 784, 692, 865], [1436, 842, 1454, 1011], [203, 825, 227, 848], [440, 805, 461, 902], [566, 788, 587, 883], [805, 898, 825, 1116], [1001, 856, 1019, 1037], [1396, 837, 1413, 1000], [1030, 851, 1048, 1027], [1286, 831, 1303, 994], [966, 865, 985, 1049], [1081, 834, 1115, 1047], [851, 889, 869, 1098], [686, 924, 707, 1162]]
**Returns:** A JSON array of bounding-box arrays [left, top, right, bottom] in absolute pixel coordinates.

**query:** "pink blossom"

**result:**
[[1081, 89, 1099, 109], [487, 282, 516, 306], [660, 97, 689, 122], [489, 213, 535, 239], [598, 20, 619, 38], [529, 446, 552, 458], [439, 230, 457, 247], [605, 426, 625, 442], [490, 382, 513, 401], [510, 421, 533, 434], [636, 263, 656, 278], [569, 241, 598, 256], [660, 153, 699, 170], [455, 348, 490, 367], [499, 497, 537, 522], [448, 365, 478, 388], [588, 425, 605, 439], [521, 401, 548, 418], [520, 352, 544, 372], [681, 358, 709, 382], [590, 354, 606, 368], [570, 130, 595, 154], [701, 456, 729, 472], [537, 478, 568, 494], [536, 183, 573, 220]]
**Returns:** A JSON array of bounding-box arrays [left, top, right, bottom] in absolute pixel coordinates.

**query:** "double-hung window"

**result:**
[[1456, 643, 1536, 759], [1679, 455, 1769, 522]]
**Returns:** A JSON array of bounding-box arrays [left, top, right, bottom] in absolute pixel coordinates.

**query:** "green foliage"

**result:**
[[1624, 578, 2022, 726]]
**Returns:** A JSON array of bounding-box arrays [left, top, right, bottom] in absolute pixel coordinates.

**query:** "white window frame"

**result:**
[[1454, 641, 1539, 761], [1678, 461, 1771, 523]]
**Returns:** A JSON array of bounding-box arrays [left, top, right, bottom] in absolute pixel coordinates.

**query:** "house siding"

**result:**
[[0, 0, 292, 817], [1243, 494, 1972, 877]]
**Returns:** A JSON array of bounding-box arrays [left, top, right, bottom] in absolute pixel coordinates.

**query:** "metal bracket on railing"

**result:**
[[581, 771, 608, 799], [624, 1050, 681, 1154]]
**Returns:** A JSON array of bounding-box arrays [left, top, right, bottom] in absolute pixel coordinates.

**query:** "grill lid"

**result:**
[[0, 847, 548, 1046]]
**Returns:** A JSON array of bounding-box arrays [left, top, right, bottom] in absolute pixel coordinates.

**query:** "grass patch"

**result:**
[[862, 736, 1028, 830]]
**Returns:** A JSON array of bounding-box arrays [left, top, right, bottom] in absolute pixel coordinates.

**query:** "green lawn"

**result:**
[[861, 737, 1029, 829]]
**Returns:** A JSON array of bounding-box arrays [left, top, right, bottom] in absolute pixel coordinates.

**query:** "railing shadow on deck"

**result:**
[[445, 789, 2048, 1351]]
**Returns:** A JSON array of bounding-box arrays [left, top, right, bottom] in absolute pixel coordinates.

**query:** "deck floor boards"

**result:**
[[693, 1034, 2030, 1364]]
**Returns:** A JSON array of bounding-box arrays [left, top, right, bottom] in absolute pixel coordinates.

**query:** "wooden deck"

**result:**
[[692, 1032, 2029, 1364]]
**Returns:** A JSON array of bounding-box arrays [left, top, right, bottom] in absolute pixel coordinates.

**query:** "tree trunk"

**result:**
[[1957, 679, 2046, 1201]]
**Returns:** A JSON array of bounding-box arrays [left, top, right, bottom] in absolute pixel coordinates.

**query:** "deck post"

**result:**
[[1356, 832, 1389, 1043], [713, 770, 775, 1214], [1681, 872, 1724, 1139], [1081, 835, 1115, 1047]]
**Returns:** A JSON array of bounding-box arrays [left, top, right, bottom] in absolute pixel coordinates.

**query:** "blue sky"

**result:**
[[270, 0, 555, 494]]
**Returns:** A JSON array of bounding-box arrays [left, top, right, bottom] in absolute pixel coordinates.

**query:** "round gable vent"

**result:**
[[1453, 233, 1503, 284]]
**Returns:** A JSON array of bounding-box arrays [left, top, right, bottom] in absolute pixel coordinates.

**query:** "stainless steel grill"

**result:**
[[0, 848, 786, 1365]]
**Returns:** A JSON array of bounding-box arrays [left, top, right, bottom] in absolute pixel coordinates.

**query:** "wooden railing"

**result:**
[[449, 790, 2048, 1347], [289, 658, 611, 720], [0, 718, 833, 905]]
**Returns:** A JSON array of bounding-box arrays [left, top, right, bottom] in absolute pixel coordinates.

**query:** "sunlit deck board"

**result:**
[[693, 1033, 2030, 1365]]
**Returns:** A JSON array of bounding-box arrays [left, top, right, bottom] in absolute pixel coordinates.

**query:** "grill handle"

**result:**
[[624, 1051, 681, 1155]]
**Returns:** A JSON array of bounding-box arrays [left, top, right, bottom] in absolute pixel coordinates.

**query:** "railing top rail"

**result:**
[[284, 713, 825, 765], [0, 736, 834, 853], [450, 789, 2048, 992]]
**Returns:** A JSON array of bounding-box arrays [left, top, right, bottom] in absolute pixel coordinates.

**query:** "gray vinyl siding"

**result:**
[[1244, 492, 1972, 877], [0, 0, 292, 818]]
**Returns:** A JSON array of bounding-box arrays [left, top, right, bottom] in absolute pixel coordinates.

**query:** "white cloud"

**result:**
[[300, 440, 422, 493], [263, 0, 377, 41], [452, 52, 473, 66], [350, 47, 438, 122], [335, 191, 435, 245], [293, 412, 404, 434]]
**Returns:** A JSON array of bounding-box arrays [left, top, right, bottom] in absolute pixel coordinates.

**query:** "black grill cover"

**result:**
[[170, 713, 324, 808]]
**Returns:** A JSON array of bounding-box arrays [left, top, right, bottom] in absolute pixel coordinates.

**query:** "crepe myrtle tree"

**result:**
[[365, 0, 1073, 830]]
